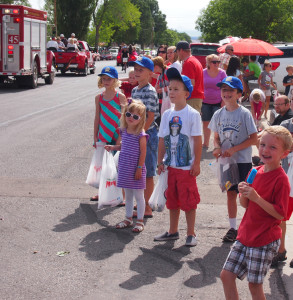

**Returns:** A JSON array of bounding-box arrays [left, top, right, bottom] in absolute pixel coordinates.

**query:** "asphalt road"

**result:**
[[0, 61, 292, 300]]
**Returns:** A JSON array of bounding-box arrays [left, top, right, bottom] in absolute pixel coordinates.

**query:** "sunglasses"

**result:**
[[125, 111, 141, 120], [211, 61, 220, 64], [158, 51, 166, 54]]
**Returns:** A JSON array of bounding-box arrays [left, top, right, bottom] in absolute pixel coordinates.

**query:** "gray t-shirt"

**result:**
[[208, 106, 257, 163], [280, 117, 293, 172], [260, 70, 273, 90]]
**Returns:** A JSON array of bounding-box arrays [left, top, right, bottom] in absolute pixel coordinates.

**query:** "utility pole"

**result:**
[[54, 0, 57, 36]]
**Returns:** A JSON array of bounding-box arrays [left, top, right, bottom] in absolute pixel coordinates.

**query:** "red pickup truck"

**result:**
[[53, 41, 95, 75]]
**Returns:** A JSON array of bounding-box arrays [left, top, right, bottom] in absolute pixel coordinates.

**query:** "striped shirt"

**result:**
[[98, 92, 121, 143]]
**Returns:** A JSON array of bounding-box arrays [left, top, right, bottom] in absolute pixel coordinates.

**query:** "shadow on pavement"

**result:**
[[120, 243, 191, 290], [184, 243, 230, 288]]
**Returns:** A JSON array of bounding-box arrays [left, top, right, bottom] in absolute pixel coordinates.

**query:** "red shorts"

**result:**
[[284, 197, 293, 221], [166, 167, 200, 211]]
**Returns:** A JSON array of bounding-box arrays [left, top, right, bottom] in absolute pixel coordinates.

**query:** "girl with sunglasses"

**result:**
[[157, 45, 168, 64], [90, 66, 127, 201], [105, 99, 148, 233], [258, 60, 278, 119]]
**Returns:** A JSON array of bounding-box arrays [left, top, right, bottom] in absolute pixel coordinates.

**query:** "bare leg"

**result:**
[[203, 121, 211, 147], [185, 209, 196, 236], [264, 96, 270, 119], [220, 269, 239, 300], [169, 208, 180, 233], [227, 190, 237, 219], [144, 177, 154, 215], [249, 282, 266, 300]]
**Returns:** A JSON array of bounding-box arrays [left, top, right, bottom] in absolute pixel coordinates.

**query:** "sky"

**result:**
[[29, 0, 211, 37]]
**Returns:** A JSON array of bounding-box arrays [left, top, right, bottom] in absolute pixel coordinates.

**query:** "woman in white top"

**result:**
[[166, 46, 182, 73]]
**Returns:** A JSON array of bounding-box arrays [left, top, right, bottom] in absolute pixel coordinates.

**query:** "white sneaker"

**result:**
[[185, 235, 197, 247]]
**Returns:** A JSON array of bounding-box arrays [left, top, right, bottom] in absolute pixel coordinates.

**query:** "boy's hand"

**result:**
[[239, 182, 259, 202], [190, 163, 200, 177], [135, 168, 142, 180], [104, 145, 113, 152], [212, 148, 221, 158], [222, 147, 235, 157], [157, 164, 165, 175]]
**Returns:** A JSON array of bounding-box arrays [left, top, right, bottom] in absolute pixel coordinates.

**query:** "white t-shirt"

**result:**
[[249, 88, 266, 103], [47, 40, 58, 49], [159, 104, 202, 170], [170, 61, 182, 73]]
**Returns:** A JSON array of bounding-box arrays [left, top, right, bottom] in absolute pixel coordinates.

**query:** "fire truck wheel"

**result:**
[[28, 61, 38, 89], [82, 62, 88, 76], [45, 71, 55, 84]]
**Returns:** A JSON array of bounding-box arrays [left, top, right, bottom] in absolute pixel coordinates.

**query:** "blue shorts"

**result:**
[[145, 126, 158, 177], [201, 102, 221, 121]]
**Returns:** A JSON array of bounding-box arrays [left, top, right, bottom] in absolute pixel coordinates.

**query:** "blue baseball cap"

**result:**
[[166, 67, 193, 99], [98, 66, 118, 79], [128, 56, 154, 72], [216, 76, 243, 92]]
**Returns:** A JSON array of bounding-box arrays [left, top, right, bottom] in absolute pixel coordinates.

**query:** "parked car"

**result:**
[[190, 42, 220, 68], [109, 48, 119, 59], [257, 44, 293, 93]]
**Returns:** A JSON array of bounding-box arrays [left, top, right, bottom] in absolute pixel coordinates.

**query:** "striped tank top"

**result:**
[[98, 92, 121, 143]]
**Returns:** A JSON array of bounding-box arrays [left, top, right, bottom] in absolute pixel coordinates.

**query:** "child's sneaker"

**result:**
[[222, 228, 237, 242], [154, 231, 179, 241], [185, 235, 197, 247]]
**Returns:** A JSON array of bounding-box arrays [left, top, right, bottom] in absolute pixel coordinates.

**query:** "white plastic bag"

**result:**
[[98, 151, 123, 209], [85, 142, 105, 188], [287, 152, 293, 197], [218, 156, 239, 192], [113, 151, 120, 170], [161, 89, 171, 116], [149, 169, 168, 212]]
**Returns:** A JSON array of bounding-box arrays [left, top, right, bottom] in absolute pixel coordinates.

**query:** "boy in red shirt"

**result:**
[[220, 125, 292, 300]]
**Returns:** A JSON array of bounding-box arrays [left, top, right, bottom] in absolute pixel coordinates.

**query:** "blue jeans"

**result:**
[[145, 126, 158, 177]]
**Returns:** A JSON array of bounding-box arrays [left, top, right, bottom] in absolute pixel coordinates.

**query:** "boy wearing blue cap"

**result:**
[[129, 56, 159, 218], [154, 68, 202, 247], [208, 76, 258, 242]]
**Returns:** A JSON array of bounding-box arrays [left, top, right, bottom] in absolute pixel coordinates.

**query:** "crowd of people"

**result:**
[[89, 40, 293, 299], [46, 33, 79, 51]]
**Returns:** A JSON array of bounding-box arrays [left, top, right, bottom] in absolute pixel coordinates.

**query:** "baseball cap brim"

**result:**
[[128, 60, 154, 71]]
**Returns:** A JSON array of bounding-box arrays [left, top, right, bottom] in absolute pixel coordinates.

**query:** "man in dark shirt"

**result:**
[[272, 95, 293, 125]]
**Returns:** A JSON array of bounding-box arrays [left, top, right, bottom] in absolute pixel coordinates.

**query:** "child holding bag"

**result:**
[[105, 99, 148, 233], [90, 66, 127, 201]]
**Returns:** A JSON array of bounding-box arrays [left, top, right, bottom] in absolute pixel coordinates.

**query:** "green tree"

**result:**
[[56, 0, 95, 40], [92, 0, 140, 47], [130, 0, 167, 48], [196, 0, 293, 43]]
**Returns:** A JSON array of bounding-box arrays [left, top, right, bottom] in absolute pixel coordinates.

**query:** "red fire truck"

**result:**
[[0, 4, 55, 88]]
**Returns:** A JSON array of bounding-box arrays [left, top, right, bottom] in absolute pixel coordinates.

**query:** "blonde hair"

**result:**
[[97, 76, 121, 89], [263, 126, 292, 151], [120, 99, 146, 135], [206, 54, 220, 69], [152, 56, 166, 70], [286, 65, 293, 71], [263, 60, 271, 70], [167, 46, 178, 63], [128, 67, 135, 76]]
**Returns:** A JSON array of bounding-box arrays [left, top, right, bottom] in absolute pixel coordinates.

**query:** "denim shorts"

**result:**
[[145, 126, 158, 177], [201, 102, 221, 121]]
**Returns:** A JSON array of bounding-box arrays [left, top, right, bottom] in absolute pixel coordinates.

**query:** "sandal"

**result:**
[[116, 218, 133, 229], [132, 221, 144, 233]]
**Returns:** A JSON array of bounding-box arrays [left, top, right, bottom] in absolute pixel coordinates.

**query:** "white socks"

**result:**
[[229, 218, 237, 230]]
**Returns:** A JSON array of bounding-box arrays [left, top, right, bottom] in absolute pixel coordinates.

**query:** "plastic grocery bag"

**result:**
[[161, 89, 171, 116], [98, 151, 123, 209], [113, 151, 120, 170], [218, 156, 239, 192], [287, 152, 293, 197], [149, 169, 168, 212], [85, 142, 105, 188]]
